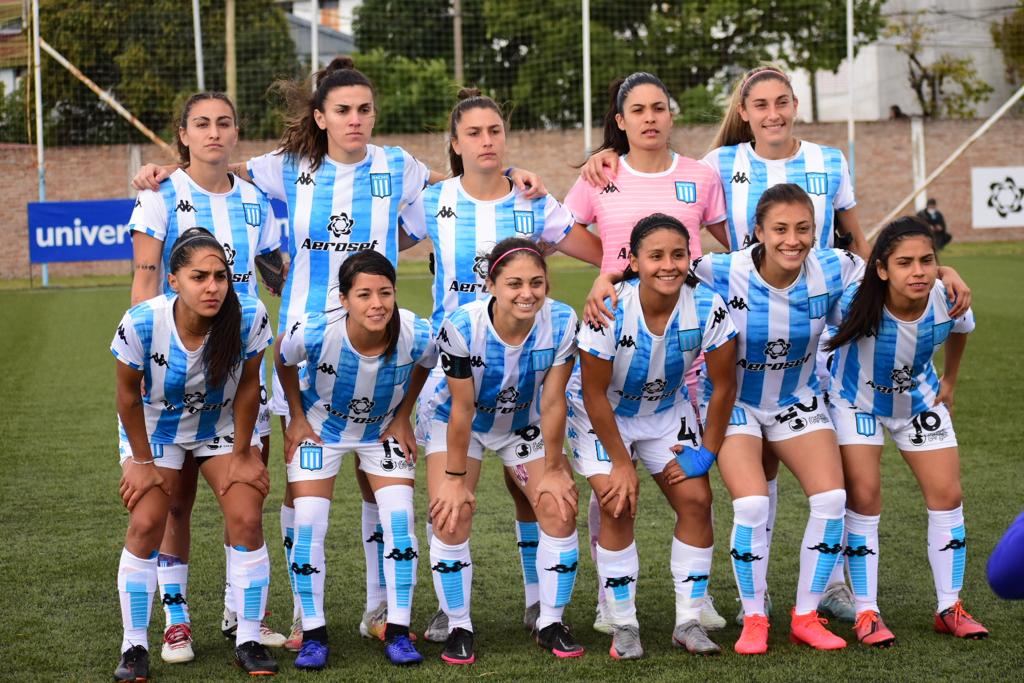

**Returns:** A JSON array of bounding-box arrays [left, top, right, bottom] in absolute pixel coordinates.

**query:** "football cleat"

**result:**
[[161, 623, 195, 664], [114, 645, 149, 683], [817, 582, 857, 623], [423, 609, 449, 643], [523, 602, 540, 632], [854, 610, 896, 648], [293, 639, 329, 670], [934, 601, 988, 639], [536, 622, 585, 658], [609, 624, 643, 660], [734, 613, 770, 655], [441, 627, 476, 665], [359, 601, 388, 640], [384, 634, 424, 665], [671, 620, 721, 655], [790, 609, 846, 650], [234, 640, 278, 676], [699, 594, 727, 631]]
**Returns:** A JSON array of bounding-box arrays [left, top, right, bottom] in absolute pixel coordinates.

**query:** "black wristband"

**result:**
[[445, 469, 467, 477]]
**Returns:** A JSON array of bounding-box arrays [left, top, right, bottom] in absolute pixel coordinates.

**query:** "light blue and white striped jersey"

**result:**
[[692, 246, 864, 408], [128, 169, 281, 297], [111, 293, 272, 444], [399, 177, 574, 332], [569, 281, 736, 417], [702, 141, 856, 251], [429, 298, 578, 433], [247, 145, 430, 331], [830, 281, 974, 419], [279, 309, 437, 444]]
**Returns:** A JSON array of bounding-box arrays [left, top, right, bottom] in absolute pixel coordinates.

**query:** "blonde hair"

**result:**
[[709, 65, 793, 152]]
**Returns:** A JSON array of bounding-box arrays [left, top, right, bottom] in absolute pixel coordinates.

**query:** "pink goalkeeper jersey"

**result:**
[[564, 153, 726, 274]]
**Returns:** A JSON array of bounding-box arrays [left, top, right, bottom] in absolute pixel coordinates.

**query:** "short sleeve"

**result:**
[[576, 309, 616, 361], [255, 199, 282, 254], [840, 251, 866, 288], [553, 307, 579, 366], [952, 309, 976, 335], [700, 149, 722, 174], [690, 254, 714, 288], [246, 300, 273, 358], [701, 292, 737, 352], [834, 153, 857, 212], [111, 311, 145, 369], [437, 314, 472, 379], [278, 314, 309, 367], [702, 171, 727, 226], [562, 176, 596, 226], [247, 152, 287, 202], [401, 149, 430, 204], [398, 191, 427, 241], [128, 190, 169, 241], [539, 195, 574, 244], [413, 316, 439, 369]]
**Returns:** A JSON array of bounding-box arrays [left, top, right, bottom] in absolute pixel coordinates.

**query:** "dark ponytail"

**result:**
[[168, 227, 242, 388], [338, 250, 400, 358], [176, 92, 238, 167], [750, 183, 816, 269], [620, 213, 699, 287], [827, 217, 937, 351], [447, 87, 504, 176], [588, 72, 671, 161]]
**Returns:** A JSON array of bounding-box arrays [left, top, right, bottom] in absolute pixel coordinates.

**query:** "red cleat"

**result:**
[[854, 611, 895, 648], [734, 614, 769, 655], [934, 601, 988, 639], [790, 609, 846, 650]]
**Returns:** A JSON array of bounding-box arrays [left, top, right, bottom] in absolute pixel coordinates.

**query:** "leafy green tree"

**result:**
[[991, 4, 1024, 86], [351, 48, 458, 134]]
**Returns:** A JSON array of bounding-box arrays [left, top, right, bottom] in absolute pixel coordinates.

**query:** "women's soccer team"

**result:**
[[110, 58, 987, 681]]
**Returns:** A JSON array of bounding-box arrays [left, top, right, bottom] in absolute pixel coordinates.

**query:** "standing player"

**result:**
[[127, 92, 285, 663], [825, 217, 987, 646], [565, 72, 730, 633], [399, 88, 602, 639], [112, 229, 275, 681], [569, 214, 737, 659], [275, 251, 437, 669], [426, 238, 583, 664]]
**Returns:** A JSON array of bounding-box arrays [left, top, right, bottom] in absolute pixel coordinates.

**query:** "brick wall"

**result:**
[[3, 119, 1022, 280]]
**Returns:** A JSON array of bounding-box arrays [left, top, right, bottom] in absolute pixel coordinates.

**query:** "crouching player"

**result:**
[[825, 217, 987, 646], [275, 251, 437, 669], [568, 214, 737, 659], [112, 228, 276, 681]]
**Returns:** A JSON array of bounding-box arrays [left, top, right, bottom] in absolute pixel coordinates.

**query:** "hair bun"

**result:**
[[327, 55, 356, 72], [457, 87, 483, 101]]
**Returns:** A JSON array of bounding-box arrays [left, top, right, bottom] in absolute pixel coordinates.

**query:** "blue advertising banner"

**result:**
[[27, 199, 136, 263]]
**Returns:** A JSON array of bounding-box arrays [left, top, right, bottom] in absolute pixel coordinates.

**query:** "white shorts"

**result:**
[[256, 377, 272, 437], [423, 420, 546, 467], [287, 437, 417, 482], [268, 363, 290, 417], [722, 395, 834, 441], [828, 394, 958, 452], [414, 367, 445, 446], [566, 396, 702, 479], [118, 431, 262, 470]]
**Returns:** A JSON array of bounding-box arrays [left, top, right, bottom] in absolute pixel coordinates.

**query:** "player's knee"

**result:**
[[845, 481, 881, 515], [535, 496, 575, 536], [127, 513, 166, 548], [224, 507, 263, 541], [924, 482, 962, 512]]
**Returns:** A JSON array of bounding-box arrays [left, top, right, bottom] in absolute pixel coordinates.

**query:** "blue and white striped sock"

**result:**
[[430, 537, 473, 632], [157, 561, 190, 627], [796, 489, 846, 614], [229, 544, 270, 645], [845, 509, 880, 614], [928, 505, 966, 612], [378, 485, 418, 627], [515, 520, 540, 607], [596, 542, 639, 628], [731, 495, 769, 617], [118, 548, 158, 652], [536, 530, 579, 631], [671, 538, 712, 624]]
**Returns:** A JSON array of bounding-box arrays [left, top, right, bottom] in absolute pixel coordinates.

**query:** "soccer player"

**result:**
[[127, 92, 285, 662], [564, 71, 731, 633], [425, 238, 582, 664], [112, 228, 275, 681], [275, 251, 438, 669], [690, 184, 864, 654], [569, 214, 737, 659], [825, 217, 988, 645], [399, 88, 602, 640]]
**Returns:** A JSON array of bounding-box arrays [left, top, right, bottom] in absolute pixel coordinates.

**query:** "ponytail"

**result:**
[[447, 87, 504, 176], [587, 72, 671, 161], [709, 65, 792, 152], [176, 92, 238, 167]]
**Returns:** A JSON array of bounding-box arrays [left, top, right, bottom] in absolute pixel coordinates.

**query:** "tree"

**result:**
[[991, 4, 1024, 87], [36, 0, 299, 145], [351, 49, 458, 134], [885, 12, 994, 118]]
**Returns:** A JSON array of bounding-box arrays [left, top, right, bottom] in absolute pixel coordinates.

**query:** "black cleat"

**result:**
[[536, 622, 585, 658], [234, 640, 278, 676], [441, 627, 476, 665], [114, 645, 149, 682]]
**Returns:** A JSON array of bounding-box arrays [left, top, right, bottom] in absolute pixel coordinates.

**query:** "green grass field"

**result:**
[[1, 244, 1022, 682]]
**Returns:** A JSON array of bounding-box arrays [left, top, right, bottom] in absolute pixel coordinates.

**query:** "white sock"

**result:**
[[280, 504, 301, 621], [596, 542, 639, 628], [430, 537, 473, 632], [362, 501, 386, 612], [588, 491, 604, 609], [765, 477, 778, 559], [670, 538, 712, 624], [927, 505, 966, 612], [796, 489, 846, 614], [731, 496, 769, 616], [536, 530, 579, 631], [118, 548, 157, 652], [293, 496, 330, 630], [378, 485, 418, 627], [157, 562, 190, 627], [229, 544, 270, 645], [223, 545, 236, 615], [845, 509, 880, 614], [515, 520, 540, 607]]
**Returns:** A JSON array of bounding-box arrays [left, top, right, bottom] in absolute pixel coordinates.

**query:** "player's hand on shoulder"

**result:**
[[132, 163, 175, 191], [581, 149, 619, 187]]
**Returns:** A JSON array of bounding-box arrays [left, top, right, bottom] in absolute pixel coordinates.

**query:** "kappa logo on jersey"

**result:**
[[295, 172, 315, 186], [438, 328, 450, 344], [316, 362, 336, 376], [369, 173, 392, 198], [432, 560, 471, 574], [283, 536, 294, 550], [643, 378, 667, 395], [348, 397, 375, 414], [150, 352, 168, 367], [436, 205, 457, 219], [327, 213, 354, 237], [469, 355, 486, 368], [176, 199, 196, 213], [546, 562, 578, 574], [290, 321, 301, 337], [222, 242, 236, 266], [513, 210, 535, 234], [257, 313, 269, 334], [675, 181, 697, 203], [242, 202, 261, 228], [805, 172, 829, 196], [515, 443, 531, 458], [600, 182, 619, 194], [731, 172, 750, 184], [765, 339, 792, 359], [711, 307, 728, 327], [134, 197, 142, 208], [497, 386, 520, 403], [617, 334, 636, 348], [727, 296, 748, 310]]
